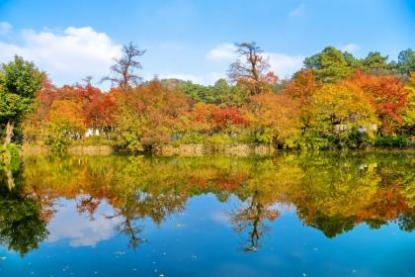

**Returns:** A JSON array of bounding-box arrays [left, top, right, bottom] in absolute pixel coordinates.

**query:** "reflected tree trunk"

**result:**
[[124, 217, 141, 249]]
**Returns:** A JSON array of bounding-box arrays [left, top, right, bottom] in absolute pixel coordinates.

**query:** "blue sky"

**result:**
[[0, 0, 413, 87]]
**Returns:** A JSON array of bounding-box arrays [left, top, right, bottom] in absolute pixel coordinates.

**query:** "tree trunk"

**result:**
[[5, 168, 15, 190], [3, 120, 14, 147]]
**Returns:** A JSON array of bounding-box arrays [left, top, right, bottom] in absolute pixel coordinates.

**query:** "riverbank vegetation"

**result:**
[[1, 42, 415, 154]]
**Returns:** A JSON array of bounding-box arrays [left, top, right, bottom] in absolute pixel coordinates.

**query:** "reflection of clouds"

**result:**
[[271, 203, 295, 215], [47, 199, 122, 247], [210, 210, 231, 225]]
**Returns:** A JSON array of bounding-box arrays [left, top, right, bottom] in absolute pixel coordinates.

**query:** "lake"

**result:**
[[1, 152, 415, 276]]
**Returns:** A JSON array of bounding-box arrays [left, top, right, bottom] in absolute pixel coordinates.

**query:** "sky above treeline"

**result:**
[[0, 0, 414, 88]]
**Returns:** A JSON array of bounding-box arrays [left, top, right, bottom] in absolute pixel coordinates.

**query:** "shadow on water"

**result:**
[[2, 152, 415, 255]]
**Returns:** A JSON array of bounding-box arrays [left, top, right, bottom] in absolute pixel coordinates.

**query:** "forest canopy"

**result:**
[[2, 43, 415, 153]]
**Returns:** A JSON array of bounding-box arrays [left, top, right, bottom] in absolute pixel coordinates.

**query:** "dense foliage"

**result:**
[[2, 45, 415, 152], [0, 56, 44, 146]]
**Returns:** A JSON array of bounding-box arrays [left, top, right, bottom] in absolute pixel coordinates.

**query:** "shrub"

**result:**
[[374, 135, 411, 148]]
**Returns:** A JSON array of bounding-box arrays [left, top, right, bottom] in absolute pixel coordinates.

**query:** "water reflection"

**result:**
[[2, 152, 415, 255], [0, 161, 48, 255]]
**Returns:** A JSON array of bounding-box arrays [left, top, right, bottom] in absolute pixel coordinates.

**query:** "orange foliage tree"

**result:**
[[244, 92, 302, 147], [111, 80, 190, 152], [350, 71, 409, 134], [282, 69, 320, 129]]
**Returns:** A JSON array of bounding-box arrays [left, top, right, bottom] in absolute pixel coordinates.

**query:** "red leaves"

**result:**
[[84, 92, 115, 129], [212, 106, 248, 126], [31, 82, 116, 130], [187, 103, 248, 133], [349, 71, 409, 133], [282, 69, 319, 104]]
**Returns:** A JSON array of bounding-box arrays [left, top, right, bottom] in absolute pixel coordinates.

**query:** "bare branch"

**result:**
[[227, 42, 274, 96], [101, 42, 146, 91]]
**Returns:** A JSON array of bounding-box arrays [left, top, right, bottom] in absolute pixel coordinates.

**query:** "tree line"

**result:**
[[1, 42, 415, 153]]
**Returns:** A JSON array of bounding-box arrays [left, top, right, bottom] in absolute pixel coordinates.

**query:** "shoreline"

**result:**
[[20, 143, 415, 157]]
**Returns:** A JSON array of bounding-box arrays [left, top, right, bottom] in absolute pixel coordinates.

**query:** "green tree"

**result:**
[[397, 48, 415, 77], [304, 47, 353, 82], [178, 78, 249, 106], [0, 56, 44, 146], [361, 52, 391, 75]]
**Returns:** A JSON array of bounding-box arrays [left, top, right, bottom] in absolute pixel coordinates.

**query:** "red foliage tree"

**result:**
[[212, 106, 248, 127], [350, 71, 409, 133]]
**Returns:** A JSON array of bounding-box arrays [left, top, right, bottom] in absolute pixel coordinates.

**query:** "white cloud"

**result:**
[[266, 53, 304, 79], [0, 26, 122, 86], [0, 25, 304, 87], [47, 199, 122, 247], [210, 210, 231, 225], [340, 43, 360, 53], [0, 22, 12, 35], [206, 43, 237, 62], [289, 3, 305, 17]]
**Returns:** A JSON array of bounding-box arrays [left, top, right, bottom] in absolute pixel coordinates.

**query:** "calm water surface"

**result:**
[[1, 153, 415, 276]]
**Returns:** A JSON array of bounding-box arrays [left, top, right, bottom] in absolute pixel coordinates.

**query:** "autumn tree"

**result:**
[[185, 103, 218, 135], [68, 83, 114, 132], [402, 73, 415, 131], [228, 42, 277, 96], [22, 79, 57, 143], [245, 92, 301, 147], [45, 100, 86, 154], [102, 42, 146, 91], [84, 91, 115, 131], [112, 80, 190, 153], [179, 102, 249, 145], [23, 81, 115, 144], [0, 56, 44, 146], [307, 82, 378, 148], [350, 72, 409, 134], [282, 69, 320, 130]]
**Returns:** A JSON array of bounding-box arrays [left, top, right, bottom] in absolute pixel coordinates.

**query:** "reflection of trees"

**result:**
[[308, 213, 355, 238], [398, 210, 415, 232], [76, 195, 100, 220], [231, 190, 279, 251], [290, 153, 415, 237], [0, 160, 48, 256], [106, 191, 186, 249], [14, 153, 415, 253], [229, 158, 293, 251]]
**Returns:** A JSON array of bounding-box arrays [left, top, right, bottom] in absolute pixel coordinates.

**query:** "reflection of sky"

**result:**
[[47, 198, 122, 247], [1, 194, 415, 276]]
